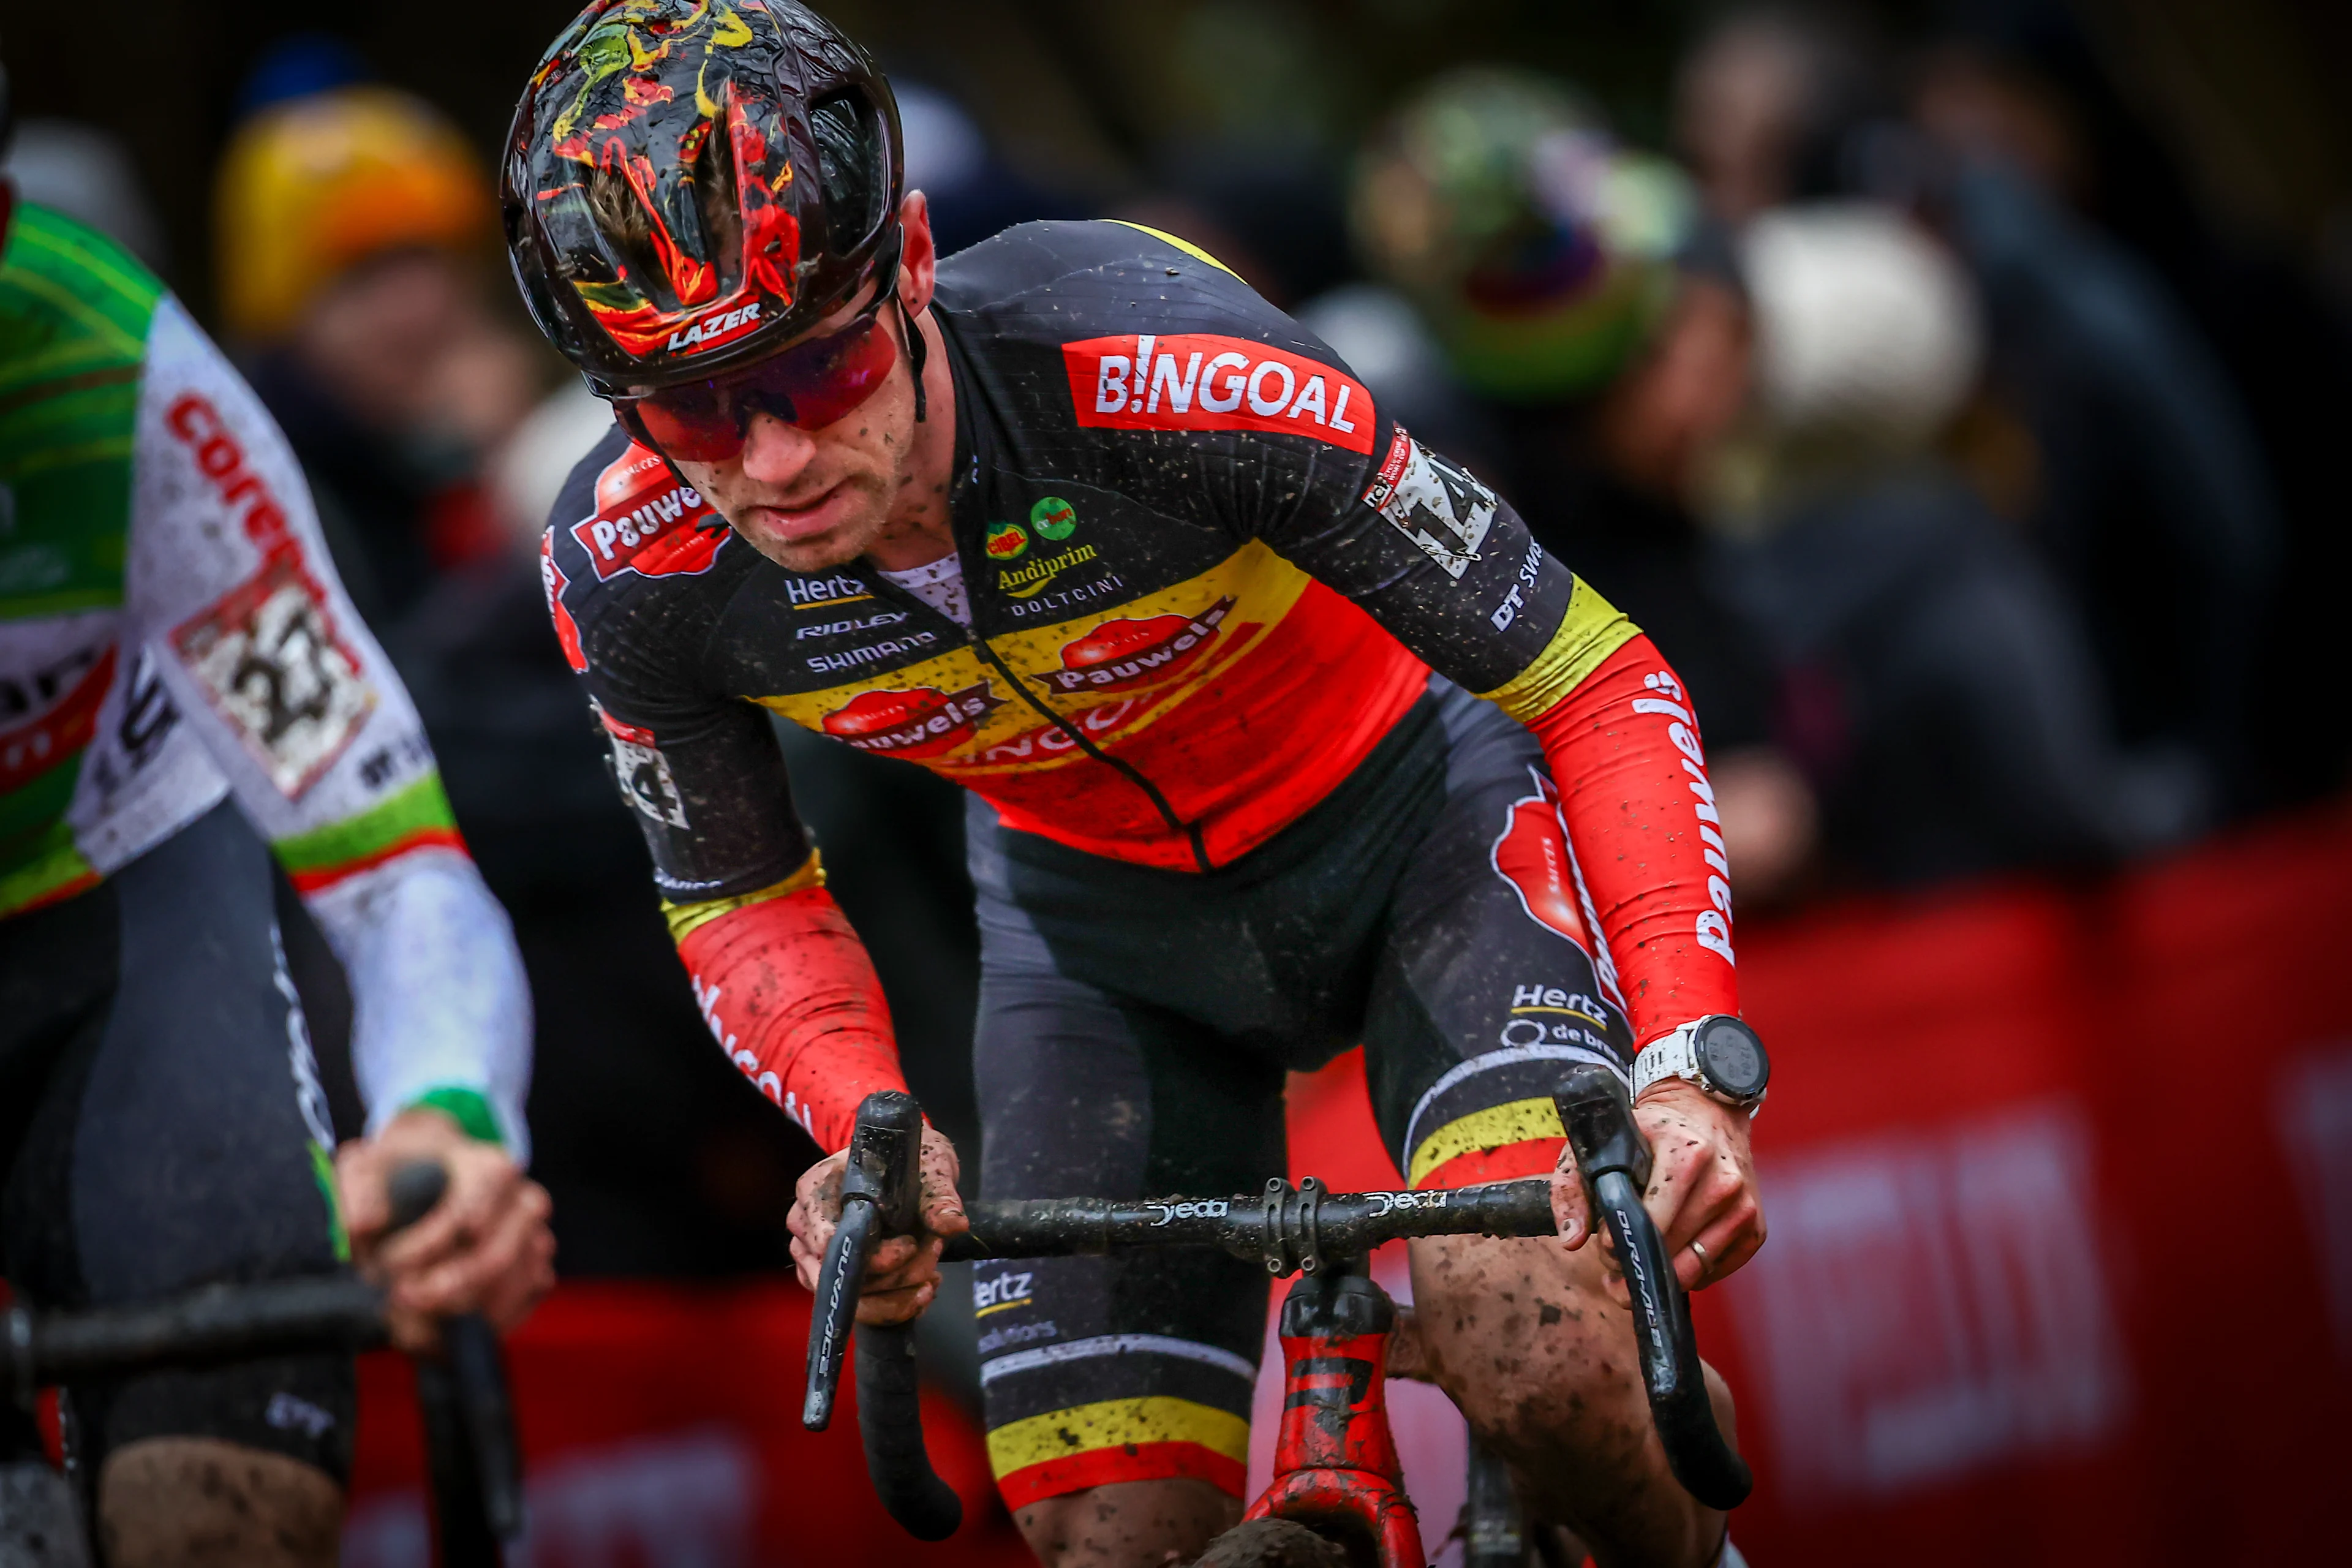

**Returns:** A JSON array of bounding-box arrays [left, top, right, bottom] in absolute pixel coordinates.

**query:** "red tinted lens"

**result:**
[[626, 383, 739, 462], [753, 312, 899, 431], [625, 307, 900, 461]]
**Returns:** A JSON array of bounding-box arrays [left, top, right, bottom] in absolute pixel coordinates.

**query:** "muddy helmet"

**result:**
[[502, 0, 903, 396]]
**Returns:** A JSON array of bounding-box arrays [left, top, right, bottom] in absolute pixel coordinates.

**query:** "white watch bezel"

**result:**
[[1633, 1017, 1764, 1116]]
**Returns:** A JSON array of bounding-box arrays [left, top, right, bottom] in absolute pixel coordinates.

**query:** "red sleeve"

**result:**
[[674, 886, 909, 1152], [1521, 633, 1739, 1046]]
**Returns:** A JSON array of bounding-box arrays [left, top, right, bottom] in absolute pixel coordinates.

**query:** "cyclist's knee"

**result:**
[[1012, 1476, 1239, 1568], [1406, 1232, 1615, 1414], [96, 1438, 341, 1568]]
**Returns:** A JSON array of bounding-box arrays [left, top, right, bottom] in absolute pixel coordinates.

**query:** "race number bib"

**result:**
[[1363, 428, 1498, 579], [172, 559, 374, 796]]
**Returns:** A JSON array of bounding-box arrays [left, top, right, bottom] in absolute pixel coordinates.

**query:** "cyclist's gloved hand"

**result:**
[[788, 1122, 968, 1326], [1548, 1081, 1763, 1304], [337, 1107, 557, 1354]]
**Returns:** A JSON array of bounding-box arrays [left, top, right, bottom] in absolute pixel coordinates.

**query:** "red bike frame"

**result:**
[[1246, 1263, 1425, 1567]]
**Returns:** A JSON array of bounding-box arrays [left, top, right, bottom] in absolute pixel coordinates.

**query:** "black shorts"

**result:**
[[968, 677, 1633, 1510], [0, 801, 355, 1483]]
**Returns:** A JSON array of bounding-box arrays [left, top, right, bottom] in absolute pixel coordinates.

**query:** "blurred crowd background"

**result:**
[[7, 0, 2345, 1310]]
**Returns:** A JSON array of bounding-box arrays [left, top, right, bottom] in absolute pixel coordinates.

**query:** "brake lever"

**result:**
[[801, 1090, 925, 1431], [1555, 1066, 1753, 1510]]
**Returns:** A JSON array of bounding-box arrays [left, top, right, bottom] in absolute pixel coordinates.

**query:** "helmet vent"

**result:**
[[810, 92, 887, 252]]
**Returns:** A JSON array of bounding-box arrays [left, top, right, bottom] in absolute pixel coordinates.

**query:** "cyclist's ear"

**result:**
[[896, 190, 937, 315]]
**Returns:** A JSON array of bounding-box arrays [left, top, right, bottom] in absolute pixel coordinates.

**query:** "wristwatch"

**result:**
[[1632, 1016, 1770, 1115]]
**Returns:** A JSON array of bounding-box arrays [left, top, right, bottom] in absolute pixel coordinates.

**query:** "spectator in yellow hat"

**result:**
[[217, 79, 546, 619]]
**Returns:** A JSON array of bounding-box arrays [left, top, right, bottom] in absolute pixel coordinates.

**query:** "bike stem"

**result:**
[[1246, 1256, 1425, 1568]]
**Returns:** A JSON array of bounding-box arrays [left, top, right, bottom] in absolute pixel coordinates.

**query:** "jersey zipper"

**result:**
[[859, 576, 1215, 873]]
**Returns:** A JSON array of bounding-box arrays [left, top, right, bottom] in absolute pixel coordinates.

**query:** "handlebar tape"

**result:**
[[1556, 1066, 1753, 1510], [856, 1321, 963, 1540], [444, 1314, 526, 1540], [386, 1161, 450, 1235]]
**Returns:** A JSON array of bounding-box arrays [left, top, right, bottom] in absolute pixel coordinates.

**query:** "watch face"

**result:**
[[1696, 1018, 1770, 1100]]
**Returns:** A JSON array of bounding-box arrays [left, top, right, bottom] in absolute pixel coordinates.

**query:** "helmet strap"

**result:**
[[898, 292, 929, 425]]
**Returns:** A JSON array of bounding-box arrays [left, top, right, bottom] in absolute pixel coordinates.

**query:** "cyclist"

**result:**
[[513, 5, 1765, 1564], [0, 81, 552, 1566]]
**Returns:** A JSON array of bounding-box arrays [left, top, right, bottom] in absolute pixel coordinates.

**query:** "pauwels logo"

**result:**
[[821, 682, 1006, 760], [1043, 598, 1235, 695], [569, 444, 728, 581], [1064, 333, 1375, 455]]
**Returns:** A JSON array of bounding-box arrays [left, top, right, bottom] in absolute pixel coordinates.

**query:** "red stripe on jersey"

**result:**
[[1416, 1139, 1561, 1193], [975, 581, 1429, 869], [995, 1441, 1247, 1512]]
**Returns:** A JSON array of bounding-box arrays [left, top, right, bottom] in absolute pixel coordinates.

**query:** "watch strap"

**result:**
[[1633, 1025, 1703, 1101]]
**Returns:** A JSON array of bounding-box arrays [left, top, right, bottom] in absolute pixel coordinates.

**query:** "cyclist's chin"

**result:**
[[730, 483, 885, 573]]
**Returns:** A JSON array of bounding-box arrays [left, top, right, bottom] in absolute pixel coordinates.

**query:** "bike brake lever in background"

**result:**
[[1554, 1066, 1754, 1510], [802, 1090, 925, 1431], [386, 1159, 526, 1546]]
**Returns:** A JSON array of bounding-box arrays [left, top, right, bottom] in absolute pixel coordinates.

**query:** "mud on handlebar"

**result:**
[[807, 1068, 1752, 1542]]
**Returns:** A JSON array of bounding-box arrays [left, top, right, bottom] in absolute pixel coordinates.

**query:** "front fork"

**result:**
[[1245, 1259, 1424, 1568]]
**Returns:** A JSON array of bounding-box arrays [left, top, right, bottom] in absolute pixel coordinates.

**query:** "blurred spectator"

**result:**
[[1675, 4, 2297, 819], [1345, 68, 1812, 900], [1912, 42, 2282, 820], [1675, 5, 1890, 230], [216, 74, 544, 622], [2, 120, 167, 271], [1701, 204, 2203, 886], [895, 78, 1079, 260]]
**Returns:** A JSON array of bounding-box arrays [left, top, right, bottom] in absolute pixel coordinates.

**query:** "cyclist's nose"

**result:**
[[737, 409, 818, 485]]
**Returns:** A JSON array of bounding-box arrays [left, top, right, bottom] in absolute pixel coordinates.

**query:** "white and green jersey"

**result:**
[[0, 205, 530, 1152]]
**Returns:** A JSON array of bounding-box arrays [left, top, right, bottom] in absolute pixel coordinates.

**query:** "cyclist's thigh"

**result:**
[[972, 882, 1279, 1517], [1361, 680, 1637, 1190], [0, 801, 355, 1483]]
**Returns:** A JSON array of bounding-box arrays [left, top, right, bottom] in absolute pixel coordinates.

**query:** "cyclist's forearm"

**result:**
[[303, 849, 535, 1158], [1490, 627, 1741, 1047], [667, 855, 907, 1150]]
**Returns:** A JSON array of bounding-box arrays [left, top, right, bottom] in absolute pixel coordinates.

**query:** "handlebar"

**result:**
[[805, 1075, 1752, 1540], [3, 1159, 527, 1559]]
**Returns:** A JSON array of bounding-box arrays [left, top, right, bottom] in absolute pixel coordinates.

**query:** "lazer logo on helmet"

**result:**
[[1063, 333, 1376, 455], [666, 301, 763, 354], [570, 444, 727, 581]]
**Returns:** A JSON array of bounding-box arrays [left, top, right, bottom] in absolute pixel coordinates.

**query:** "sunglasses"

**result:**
[[615, 237, 906, 462]]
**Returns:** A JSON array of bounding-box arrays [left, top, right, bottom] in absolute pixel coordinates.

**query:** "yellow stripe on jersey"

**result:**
[[1408, 1096, 1564, 1188], [1108, 221, 1245, 281], [986, 1396, 1251, 1479], [1476, 578, 1639, 724], [662, 851, 826, 944]]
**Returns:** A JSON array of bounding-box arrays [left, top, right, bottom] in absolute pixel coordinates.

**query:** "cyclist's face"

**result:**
[[671, 195, 939, 575]]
